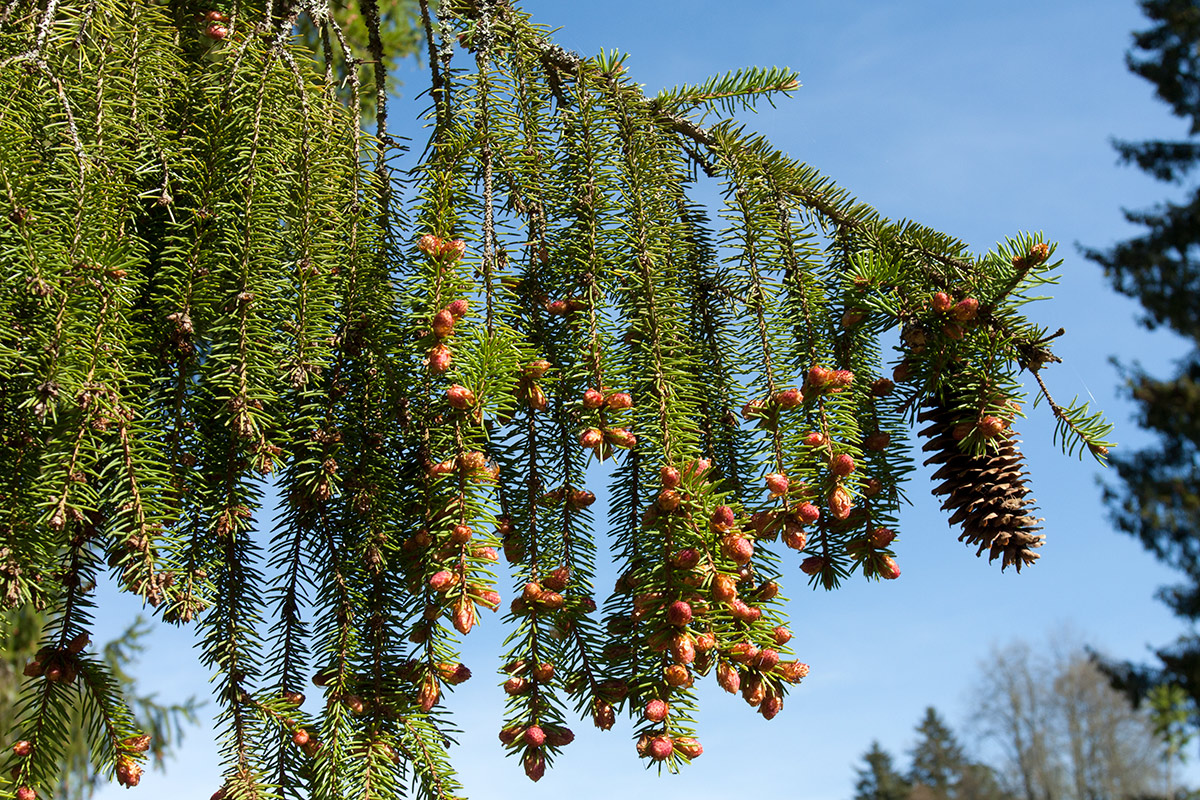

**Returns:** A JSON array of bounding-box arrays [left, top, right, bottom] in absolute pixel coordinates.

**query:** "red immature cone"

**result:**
[[660, 465, 681, 489], [478, 588, 501, 609], [977, 415, 1005, 439], [803, 431, 827, 447], [544, 727, 575, 747], [830, 369, 854, 389], [741, 674, 766, 706], [695, 631, 717, 652], [712, 574, 738, 602], [756, 580, 780, 600], [671, 633, 696, 665], [445, 299, 469, 321], [797, 502, 820, 524], [428, 571, 454, 592], [807, 365, 831, 388], [717, 662, 741, 694], [869, 527, 896, 548], [418, 234, 441, 255], [753, 648, 780, 671], [953, 297, 979, 321], [503, 676, 527, 695], [663, 664, 691, 687], [863, 477, 884, 497], [741, 398, 764, 420], [452, 597, 476, 634], [729, 599, 761, 623], [870, 378, 895, 397], [429, 344, 452, 373], [675, 737, 703, 760], [658, 489, 681, 512], [648, 736, 674, 761], [205, 22, 228, 39], [523, 752, 546, 782], [533, 662, 555, 683], [293, 729, 310, 746], [765, 472, 789, 497], [204, 9, 228, 21], [782, 527, 808, 551], [606, 427, 636, 448], [864, 432, 891, 451], [710, 505, 736, 532], [440, 239, 466, 262], [592, 700, 616, 730], [579, 428, 603, 449], [546, 299, 568, 316], [729, 641, 759, 664], [773, 625, 793, 646], [779, 661, 810, 682], [800, 555, 827, 576], [606, 392, 633, 410], [523, 725, 546, 747], [17, 786, 35, 800], [644, 699, 669, 722], [419, 675, 441, 711], [760, 694, 783, 720], [458, 451, 486, 472], [450, 524, 472, 544], [829, 485, 853, 519], [830, 453, 856, 477], [666, 600, 693, 627], [932, 291, 953, 312], [582, 388, 604, 409], [12, 740, 31, 757], [774, 388, 803, 408], [498, 726, 521, 746], [879, 555, 901, 580], [543, 566, 570, 591], [671, 547, 700, 569], [447, 384, 475, 409], [525, 359, 552, 379], [431, 309, 455, 338], [722, 536, 753, 565], [528, 383, 548, 411]]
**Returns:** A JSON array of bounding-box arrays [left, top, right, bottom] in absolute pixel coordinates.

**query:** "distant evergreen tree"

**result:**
[[853, 741, 911, 800], [1085, 0, 1200, 729], [909, 707, 969, 800]]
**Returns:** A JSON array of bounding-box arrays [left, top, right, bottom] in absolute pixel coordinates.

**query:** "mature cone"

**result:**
[[918, 398, 1044, 571]]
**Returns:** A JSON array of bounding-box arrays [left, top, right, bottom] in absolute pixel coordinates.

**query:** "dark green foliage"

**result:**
[[853, 741, 911, 800], [1086, 0, 1200, 734], [0, 0, 1109, 796]]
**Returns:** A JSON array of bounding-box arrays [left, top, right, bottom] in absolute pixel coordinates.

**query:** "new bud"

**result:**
[[765, 472, 789, 497], [644, 699, 668, 722], [666, 600, 693, 627], [583, 388, 604, 408]]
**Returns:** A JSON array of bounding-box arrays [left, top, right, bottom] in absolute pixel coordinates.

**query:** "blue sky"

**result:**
[[95, 2, 1198, 798]]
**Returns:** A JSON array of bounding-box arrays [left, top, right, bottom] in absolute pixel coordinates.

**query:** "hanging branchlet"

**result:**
[[0, 0, 1113, 795]]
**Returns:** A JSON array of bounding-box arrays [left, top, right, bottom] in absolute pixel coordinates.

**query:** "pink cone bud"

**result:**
[[953, 297, 979, 321], [671, 547, 700, 569], [830, 453, 855, 477], [418, 234, 441, 255], [774, 388, 803, 408], [879, 555, 901, 580], [666, 600, 693, 627], [439, 239, 466, 262], [523, 752, 546, 782], [583, 388, 604, 408], [644, 699, 668, 722], [932, 291, 953, 312], [431, 309, 455, 338], [523, 725, 546, 747], [773, 626, 792, 646], [711, 505, 736, 531], [606, 392, 632, 410], [721, 536, 753, 565], [429, 344, 452, 373], [800, 556, 827, 576], [658, 489, 680, 511], [765, 472, 789, 497], [579, 428, 603, 449], [648, 736, 674, 761], [660, 465, 681, 489], [447, 384, 475, 409], [429, 571, 454, 591], [717, 662, 741, 694], [525, 359, 551, 379], [803, 432, 826, 447], [446, 298, 469, 319], [675, 737, 703, 759], [807, 365, 831, 388], [869, 527, 896, 548], [829, 486, 853, 519]]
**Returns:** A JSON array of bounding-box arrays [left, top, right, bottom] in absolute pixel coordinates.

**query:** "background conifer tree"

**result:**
[[0, 0, 1114, 797], [1085, 0, 1200, 737]]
